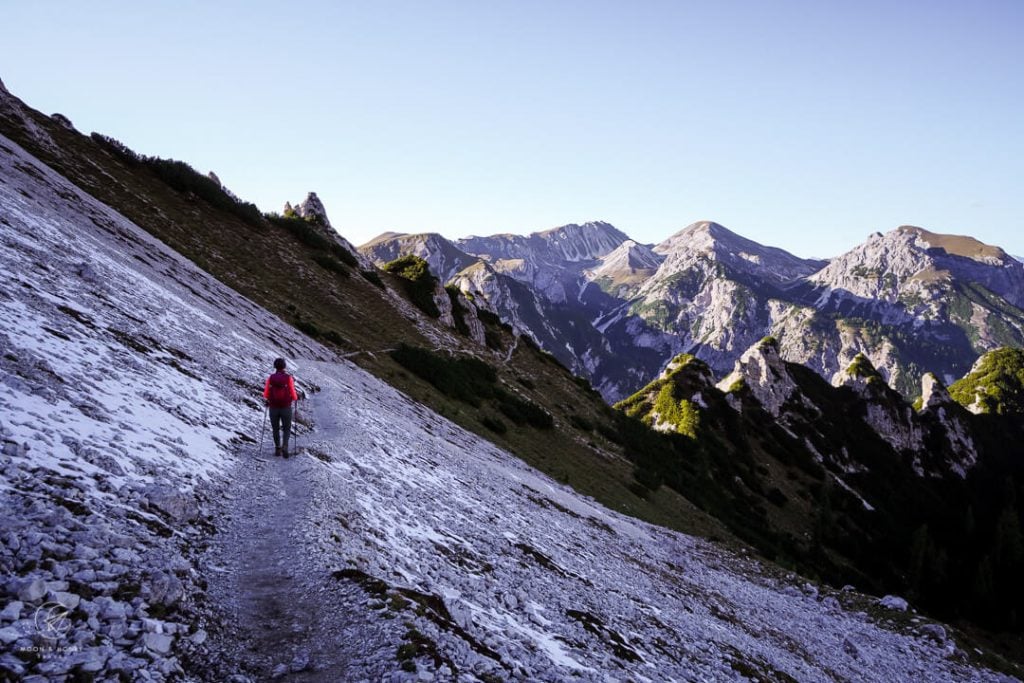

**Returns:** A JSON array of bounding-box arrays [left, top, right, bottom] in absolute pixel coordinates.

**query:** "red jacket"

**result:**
[[264, 371, 298, 408]]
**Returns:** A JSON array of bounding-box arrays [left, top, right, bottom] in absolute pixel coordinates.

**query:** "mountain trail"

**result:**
[[203, 373, 406, 681]]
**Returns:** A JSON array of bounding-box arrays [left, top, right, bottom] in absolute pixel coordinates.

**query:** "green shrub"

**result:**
[[476, 308, 502, 326], [481, 416, 508, 434], [573, 375, 596, 393], [296, 320, 321, 338], [391, 345, 551, 429], [596, 422, 622, 444], [391, 344, 497, 402], [652, 383, 700, 438], [383, 255, 441, 318], [322, 330, 346, 346], [568, 414, 594, 432], [495, 389, 553, 429], [484, 330, 504, 351], [91, 134, 264, 227], [312, 253, 351, 276]]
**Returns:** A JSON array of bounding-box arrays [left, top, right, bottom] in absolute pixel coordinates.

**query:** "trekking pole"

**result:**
[[258, 405, 268, 457], [294, 398, 301, 455]]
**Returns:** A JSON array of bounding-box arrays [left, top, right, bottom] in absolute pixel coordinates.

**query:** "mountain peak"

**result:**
[[658, 221, 736, 249], [538, 219, 621, 237], [652, 222, 823, 283], [359, 231, 480, 282], [534, 221, 630, 261], [685, 220, 732, 237], [660, 353, 712, 381], [362, 231, 409, 247], [810, 224, 1024, 310], [892, 225, 1008, 264], [588, 240, 663, 295], [457, 220, 630, 265]]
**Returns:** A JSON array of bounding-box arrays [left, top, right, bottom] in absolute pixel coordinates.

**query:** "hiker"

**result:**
[[264, 358, 299, 457]]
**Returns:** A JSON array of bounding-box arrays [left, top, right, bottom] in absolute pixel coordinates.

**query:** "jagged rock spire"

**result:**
[[920, 372, 952, 410], [716, 336, 799, 417], [294, 192, 332, 228]]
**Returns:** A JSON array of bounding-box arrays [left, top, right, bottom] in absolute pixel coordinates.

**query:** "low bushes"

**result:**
[[384, 255, 440, 318], [390, 344, 551, 430]]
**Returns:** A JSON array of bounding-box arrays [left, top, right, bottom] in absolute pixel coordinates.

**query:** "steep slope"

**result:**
[[0, 81, 720, 546], [1, 133, 1018, 681], [709, 337, 1024, 640]]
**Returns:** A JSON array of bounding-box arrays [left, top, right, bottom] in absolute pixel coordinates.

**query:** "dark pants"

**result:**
[[269, 406, 293, 452]]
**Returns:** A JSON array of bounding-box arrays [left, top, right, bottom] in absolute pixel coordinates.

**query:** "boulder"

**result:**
[[13, 577, 47, 602], [0, 601, 23, 621], [919, 623, 947, 643], [144, 485, 199, 523], [53, 591, 81, 609], [143, 631, 174, 655], [96, 597, 128, 620], [66, 647, 110, 672], [878, 595, 909, 611], [144, 571, 184, 607]]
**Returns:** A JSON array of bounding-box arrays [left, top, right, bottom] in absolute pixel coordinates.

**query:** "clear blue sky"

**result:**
[[2, 1, 1022, 257]]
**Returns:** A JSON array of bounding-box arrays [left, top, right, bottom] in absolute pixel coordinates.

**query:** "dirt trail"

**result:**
[[202, 390, 404, 681]]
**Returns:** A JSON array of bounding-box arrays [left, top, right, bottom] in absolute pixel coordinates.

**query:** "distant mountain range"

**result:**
[[361, 221, 1024, 401]]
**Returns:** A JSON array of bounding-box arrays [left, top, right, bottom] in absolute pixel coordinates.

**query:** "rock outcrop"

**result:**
[[916, 373, 978, 476], [717, 337, 805, 418], [292, 191, 332, 228], [835, 354, 923, 454]]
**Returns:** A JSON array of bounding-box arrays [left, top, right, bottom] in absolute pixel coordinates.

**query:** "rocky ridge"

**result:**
[[364, 217, 1024, 405]]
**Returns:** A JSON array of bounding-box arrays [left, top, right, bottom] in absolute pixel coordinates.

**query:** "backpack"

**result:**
[[267, 373, 292, 406]]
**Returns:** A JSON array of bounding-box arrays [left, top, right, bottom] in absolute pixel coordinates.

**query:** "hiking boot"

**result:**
[[274, 447, 283, 457], [282, 449, 289, 459]]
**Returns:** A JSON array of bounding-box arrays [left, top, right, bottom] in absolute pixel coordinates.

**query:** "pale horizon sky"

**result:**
[[2, 1, 1022, 257]]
